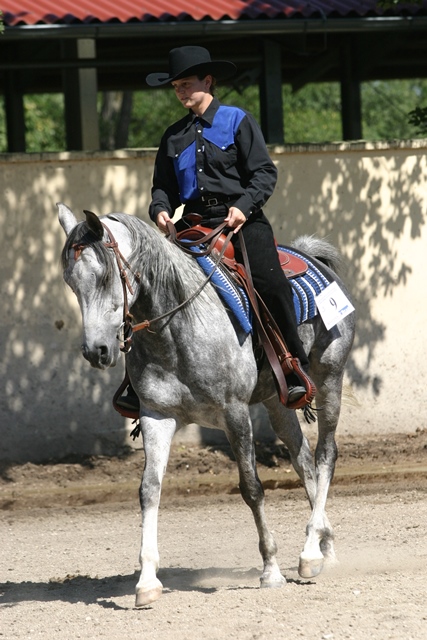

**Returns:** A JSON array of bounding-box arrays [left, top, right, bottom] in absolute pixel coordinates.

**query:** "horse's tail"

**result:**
[[291, 234, 343, 275]]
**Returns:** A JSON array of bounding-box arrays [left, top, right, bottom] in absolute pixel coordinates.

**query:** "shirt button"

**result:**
[[197, 129, 202, 133], [200, 187, 205, 191], [198, 169, 203, 172], [197, 148, 202, 152]]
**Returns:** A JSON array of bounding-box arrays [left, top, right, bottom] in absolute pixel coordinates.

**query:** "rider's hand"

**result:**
[[156, 211, 172, 234], [224, 207, 246, 234]]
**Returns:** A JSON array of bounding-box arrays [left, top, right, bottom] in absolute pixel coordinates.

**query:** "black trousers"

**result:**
[[233, 211, 309, 371], [180, 206, 309, 372]]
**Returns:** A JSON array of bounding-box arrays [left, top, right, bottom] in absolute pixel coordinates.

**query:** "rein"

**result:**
[[72, 218, 234, 353], [130, 220, 234, 335]]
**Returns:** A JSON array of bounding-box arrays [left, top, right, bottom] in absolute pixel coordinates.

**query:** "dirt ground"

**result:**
[[1, 429, 427, 639]]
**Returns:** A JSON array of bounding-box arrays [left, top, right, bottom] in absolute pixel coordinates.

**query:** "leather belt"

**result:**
[[201, 196, 222, 206], [192, 194, 235, 208]]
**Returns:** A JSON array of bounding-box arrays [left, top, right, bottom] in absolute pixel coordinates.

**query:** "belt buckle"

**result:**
[[207, 197, 219, 206]]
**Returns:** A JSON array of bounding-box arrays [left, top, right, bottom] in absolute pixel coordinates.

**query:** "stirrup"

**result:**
[[113, 373, 139, 419], [282, 358, 316, 411]]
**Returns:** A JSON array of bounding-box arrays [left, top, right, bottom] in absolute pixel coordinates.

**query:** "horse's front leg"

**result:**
[[225, 404, 285, 589], [135, 413, 177, 607]]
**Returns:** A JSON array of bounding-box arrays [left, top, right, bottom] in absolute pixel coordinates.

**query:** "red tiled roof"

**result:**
[[2, 0, 426, 27]]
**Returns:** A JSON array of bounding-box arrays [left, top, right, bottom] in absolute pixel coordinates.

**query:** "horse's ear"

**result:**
[[83, 209, 104, 240], [57, 202, 78, 236]]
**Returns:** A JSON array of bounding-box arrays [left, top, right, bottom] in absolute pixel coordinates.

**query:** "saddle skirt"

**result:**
[[190, 243, 332, 333]]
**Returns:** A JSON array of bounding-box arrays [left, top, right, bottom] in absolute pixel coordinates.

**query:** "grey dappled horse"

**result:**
[[58, 204, 355, 607]]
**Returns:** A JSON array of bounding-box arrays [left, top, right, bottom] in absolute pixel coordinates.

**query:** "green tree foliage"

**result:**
[[408, 106, 427, 135], [1, 79, 426, 153], [362, 80, 427, 140], [283, 84, 342, 143], [24, 94, 66, 151], [126, 89, 184, 148], [125, 79, 427, 147], [124, 83, 342, 147]]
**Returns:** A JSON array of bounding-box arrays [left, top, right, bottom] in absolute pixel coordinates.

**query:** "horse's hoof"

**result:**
[[135, 585, 163, 607], [298, 553, 324, 579], [260, 573, 286, 589]]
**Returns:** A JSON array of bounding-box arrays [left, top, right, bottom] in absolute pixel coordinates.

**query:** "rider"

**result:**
[[118, 45, 311, 411]]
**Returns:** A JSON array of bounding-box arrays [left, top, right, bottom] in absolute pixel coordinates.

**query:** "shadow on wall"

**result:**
[[268, 146, 426, 399], [0, 146, 425, 462], [0, 156, 152, 463]]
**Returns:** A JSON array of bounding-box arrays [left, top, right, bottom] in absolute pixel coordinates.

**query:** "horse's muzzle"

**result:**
[[81, 342, 116, 369]]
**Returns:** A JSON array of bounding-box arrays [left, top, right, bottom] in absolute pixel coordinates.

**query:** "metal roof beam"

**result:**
[[260, 39, 284, 144], [0, 56, 262, 72], [2, 17, 427, 41]]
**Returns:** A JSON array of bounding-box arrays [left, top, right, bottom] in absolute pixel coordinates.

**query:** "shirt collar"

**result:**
[[191, 97, 220, 126]]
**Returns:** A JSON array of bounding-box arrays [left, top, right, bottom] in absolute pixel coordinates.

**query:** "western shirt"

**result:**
[[149, 97, 277, 221]]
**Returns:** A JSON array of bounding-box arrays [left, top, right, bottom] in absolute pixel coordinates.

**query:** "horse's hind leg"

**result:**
[[298, 378, 343, 578], [225, 403, 286, 589], [264, 398, 317, 502], [135, 414, 176, 607], [263, 399, 321, 554], [264, 393, 338, 579]]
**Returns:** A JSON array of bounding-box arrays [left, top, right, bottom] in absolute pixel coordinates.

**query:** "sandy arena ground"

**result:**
[[1, 430, 426, 639]]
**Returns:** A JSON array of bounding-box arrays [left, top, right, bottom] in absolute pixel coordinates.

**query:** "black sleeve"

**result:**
[[233, 113, 278, 217]]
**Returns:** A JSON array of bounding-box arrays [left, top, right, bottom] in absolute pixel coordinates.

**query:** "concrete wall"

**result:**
[[1, 140, 426, 462]]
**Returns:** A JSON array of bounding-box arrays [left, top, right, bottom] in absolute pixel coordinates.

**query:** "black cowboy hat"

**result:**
[[146, 46, 237, 87]]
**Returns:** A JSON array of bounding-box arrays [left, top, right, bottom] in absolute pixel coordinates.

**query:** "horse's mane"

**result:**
[[107, 213, 208, 307], [62, 213, 214, 312]]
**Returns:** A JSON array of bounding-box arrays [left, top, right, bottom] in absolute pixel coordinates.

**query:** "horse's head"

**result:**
[[58, 203, 134, 369]]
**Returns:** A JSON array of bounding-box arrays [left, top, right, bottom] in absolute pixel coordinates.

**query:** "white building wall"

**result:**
[[1, 141, 426, 461]]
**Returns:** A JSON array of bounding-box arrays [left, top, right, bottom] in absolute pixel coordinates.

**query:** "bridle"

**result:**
[[71, 219, 234, 354], [72, 221, 140, 353]]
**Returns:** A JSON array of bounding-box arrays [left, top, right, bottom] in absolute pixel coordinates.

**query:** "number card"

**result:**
[[315, 281, 355, 330]]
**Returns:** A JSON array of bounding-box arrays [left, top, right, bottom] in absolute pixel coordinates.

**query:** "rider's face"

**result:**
[[172, 75, 213, 116]]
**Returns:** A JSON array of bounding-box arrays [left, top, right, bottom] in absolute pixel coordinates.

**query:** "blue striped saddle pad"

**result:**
[[192, 245, 332, 334]]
